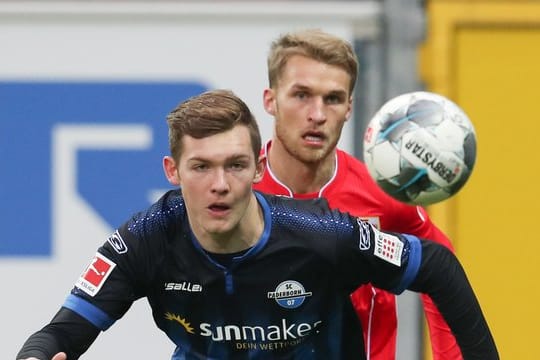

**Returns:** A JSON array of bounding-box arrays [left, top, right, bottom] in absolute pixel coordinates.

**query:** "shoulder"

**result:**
[[125, 189, 185, 234], [336, 149, 372, 179], [97, 189, 189, 277], [110, 189, 188, 257], [257, 191, 355, 238], [335, 149, 378, 188], [327, 149, 393, 206]]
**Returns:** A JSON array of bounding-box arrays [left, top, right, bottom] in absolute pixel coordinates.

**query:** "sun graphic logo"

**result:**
[[164, 312, 195, 334], [267, 280, 312, 309]]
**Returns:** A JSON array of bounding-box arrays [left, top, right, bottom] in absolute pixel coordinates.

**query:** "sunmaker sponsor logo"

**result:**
[[165, 312, 322, 345], [199, 318, 322, 341]]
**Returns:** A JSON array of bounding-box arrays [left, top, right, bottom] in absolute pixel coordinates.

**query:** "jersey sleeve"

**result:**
[[62, 193, 177, 331], [387, 199, 462, 359], [17, 190, 185, 358], [408, 240, 499, 359], [62, 226, 151, 330], [16, 307, 101, 360], [337, 216, 498, 358], [335, 216, 423, 295]]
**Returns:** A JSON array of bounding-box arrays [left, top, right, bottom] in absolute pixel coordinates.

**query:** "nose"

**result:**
[[211, 168, 230, 194], [308, 97, 326, 124]]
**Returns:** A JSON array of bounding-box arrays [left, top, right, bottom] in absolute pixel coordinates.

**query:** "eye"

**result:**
[[294, 91, 309, 100], [229, 162, 247, 171], [325, 94, 344, 105], [193, 163, 208, 172]]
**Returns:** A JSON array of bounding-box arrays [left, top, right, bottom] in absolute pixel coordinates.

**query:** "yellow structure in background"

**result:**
[[420, 1, 540, 359]]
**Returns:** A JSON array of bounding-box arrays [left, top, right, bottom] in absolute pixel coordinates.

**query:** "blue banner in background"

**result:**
[[0, 81, 208, 256]]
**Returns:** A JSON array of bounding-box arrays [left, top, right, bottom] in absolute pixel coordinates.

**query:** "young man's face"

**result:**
[[164, 125, 262, 237], [264, 54, 353, 164]]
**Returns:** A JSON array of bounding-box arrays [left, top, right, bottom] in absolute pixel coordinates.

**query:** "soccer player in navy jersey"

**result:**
[[17, 89, 498, 360]]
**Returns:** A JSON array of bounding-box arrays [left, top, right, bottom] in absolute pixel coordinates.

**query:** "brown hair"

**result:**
[[267, 29, 358, 94], [167, 89, 261, 162]]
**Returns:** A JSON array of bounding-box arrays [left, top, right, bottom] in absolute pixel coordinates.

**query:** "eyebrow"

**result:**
[[290, 83, 348, 97], [187, 154, 252, 163]]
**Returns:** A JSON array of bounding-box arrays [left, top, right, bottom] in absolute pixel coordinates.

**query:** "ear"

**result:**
[[344, 95, 353, 122], [163, 156, 180, 186], [253, 154, 265, 184], [263, 88, 277, 116]]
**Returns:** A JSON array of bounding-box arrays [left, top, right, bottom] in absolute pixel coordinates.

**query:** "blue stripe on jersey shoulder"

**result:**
[[392, 234, 422, 294], [250, 191, 272, 254], [63, 294, 115, 330]]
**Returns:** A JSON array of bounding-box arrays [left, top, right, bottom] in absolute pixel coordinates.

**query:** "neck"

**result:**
[[267, 140, 336, 194]]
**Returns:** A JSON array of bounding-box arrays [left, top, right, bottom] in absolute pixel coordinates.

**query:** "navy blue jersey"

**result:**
[[63, 190, 421, 359]]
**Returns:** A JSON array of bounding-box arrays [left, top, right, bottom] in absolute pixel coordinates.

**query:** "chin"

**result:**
[[207, 222, 236, 236], [299, 149, 327, 164]]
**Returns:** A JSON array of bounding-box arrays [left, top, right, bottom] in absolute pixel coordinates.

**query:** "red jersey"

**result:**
[[253, 142, 462, 360]]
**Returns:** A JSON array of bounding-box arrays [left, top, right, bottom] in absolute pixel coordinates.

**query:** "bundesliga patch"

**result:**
[[75, 252, 116, 296], [373, 228, 404, 267]]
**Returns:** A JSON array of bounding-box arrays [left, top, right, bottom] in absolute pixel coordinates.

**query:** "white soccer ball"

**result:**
[[363, 91, 476, 206]]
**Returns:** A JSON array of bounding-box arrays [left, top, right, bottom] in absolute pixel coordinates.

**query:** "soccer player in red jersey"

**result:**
[[253, 29, 462, 359]]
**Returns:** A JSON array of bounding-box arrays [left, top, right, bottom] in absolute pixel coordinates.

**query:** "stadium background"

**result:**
[[1, 1, 538, 359]]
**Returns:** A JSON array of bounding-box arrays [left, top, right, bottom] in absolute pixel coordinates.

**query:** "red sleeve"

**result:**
[[421, 294, 463, 359]]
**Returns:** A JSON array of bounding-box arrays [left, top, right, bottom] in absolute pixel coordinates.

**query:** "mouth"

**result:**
[[208, 203, 231, 215], [302, 131, 326, 145]]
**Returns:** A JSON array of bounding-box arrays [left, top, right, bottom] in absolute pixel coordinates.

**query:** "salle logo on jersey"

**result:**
[[372, 227, 404, 267], [164, 281, 203, 292], [267, 280, 312, 309], [107, 230, 128, 254], [75, 252, 116, 296]]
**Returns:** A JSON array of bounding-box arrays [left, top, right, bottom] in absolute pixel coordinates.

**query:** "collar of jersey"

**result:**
[[262, 140, 339, 198], [189, 191, 272, 269]]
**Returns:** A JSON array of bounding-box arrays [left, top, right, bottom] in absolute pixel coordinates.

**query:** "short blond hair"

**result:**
[[267, 29, 358, 94]]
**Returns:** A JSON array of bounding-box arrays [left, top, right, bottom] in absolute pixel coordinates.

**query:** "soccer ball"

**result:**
[[363, 91, 476, 206]]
